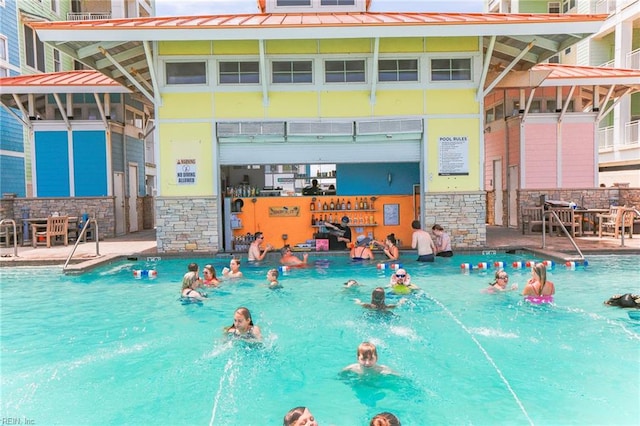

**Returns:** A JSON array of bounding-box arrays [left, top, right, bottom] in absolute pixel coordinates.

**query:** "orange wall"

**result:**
[[232, 194, 418, 249]]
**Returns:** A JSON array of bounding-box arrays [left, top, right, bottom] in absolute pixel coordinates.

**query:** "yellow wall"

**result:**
[[425, 89, 478, 115], [373, 90, 424, 116], [319, 38, 371, 53], [158, 41, 212, 55], [266, 92, 319, 118], [320, 91, 372, 117], [426, 37, 478, 52], [213, 40, 260, 55], [267, 39, 317, 54], [426, 118, 481, 192], [159, 122, 215, 196], [213, 92, 265, 118], [158, 93, 213, 119], [379, 37, 424, 53], [232, 194, 417, 250]]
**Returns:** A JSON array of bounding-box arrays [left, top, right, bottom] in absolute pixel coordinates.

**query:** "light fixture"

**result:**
[[387, 172, 392, 185]]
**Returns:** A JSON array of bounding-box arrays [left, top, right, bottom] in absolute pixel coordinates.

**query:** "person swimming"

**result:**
[[389, 268, 420, 294], [604, 293, 640, 308], [342, 342, 398, 375], [486, 269, 518, 292], [355, 287, 405, 310], [522, 262, 555, 304], [225, 307, 262, 341]]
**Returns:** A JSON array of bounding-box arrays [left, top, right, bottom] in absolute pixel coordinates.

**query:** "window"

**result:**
[[74, 60, 86, 70], [51, 0, 59, 14], [325, 60, 365, 83], [378, 59, 418, 82], [564, 47, 571, 55], [277, 0, 311, 5], [431, 58, 471, 81], [165, 61, 207, 85], [272, 61, 312, 84], [125, 109, 144, 128], [495, 103, 504, 120], [548, 2, 560, 13], [24, 25, 45, 72], [548, 55, 560, 64], [0, 35, 7, 78], [53, 49, 61, 72], [530, 100, 541, 113], [219, 61, 259, 84], [562, 0, 575, 13], [321, 0, 355, 4], [485, 108, 495, 123]]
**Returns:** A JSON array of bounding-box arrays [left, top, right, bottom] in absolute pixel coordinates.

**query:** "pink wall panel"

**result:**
[[524, 123, 557, 188], [561, 122, 595, 187]]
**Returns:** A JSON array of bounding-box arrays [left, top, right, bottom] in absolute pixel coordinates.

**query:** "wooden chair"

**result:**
[[521, 207, 550, 234], [598, 206, 633, 239], [32, 216, 69, 248], [550, 208, 582, 237]]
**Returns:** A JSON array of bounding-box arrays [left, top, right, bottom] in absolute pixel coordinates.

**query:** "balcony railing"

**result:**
[[67, 12, 112, 21], [627, 48, 640, 70], [598, 126, 614, 150], [594, 0, 616, 13], [599, 59, 615, 68], [625, 120, 639, 146]]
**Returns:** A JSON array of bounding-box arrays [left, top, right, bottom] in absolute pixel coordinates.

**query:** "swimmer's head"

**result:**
[[357, 342, 378, 368], [531, 262, 547, 284], [371, 287, 386, 304], [182, 271, 199, 290], [283, 406, 317, 426], [233, 307, 254, 331], [393, 269, 408, 282], [370, 412, 401, 426], [267, 268, 279, 280], [344, 279, 359, 287]]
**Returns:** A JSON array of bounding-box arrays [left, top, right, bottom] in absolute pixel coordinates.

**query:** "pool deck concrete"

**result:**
[[1, 226, 638, 271]]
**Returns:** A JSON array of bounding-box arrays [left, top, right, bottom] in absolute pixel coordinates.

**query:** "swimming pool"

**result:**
[[1, 253, 639, 425]]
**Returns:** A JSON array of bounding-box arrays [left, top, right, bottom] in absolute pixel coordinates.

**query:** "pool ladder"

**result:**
[[0, 219, 19, 257], [63, 218, 100, 271], [541, 210, 585, 262]]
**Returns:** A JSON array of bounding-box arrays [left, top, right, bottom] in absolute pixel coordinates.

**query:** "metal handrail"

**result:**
[[62, 219, 100, 271], [0, 219, 18, 257], [541, 210, 585, 260], [620, 208, 640, 247]]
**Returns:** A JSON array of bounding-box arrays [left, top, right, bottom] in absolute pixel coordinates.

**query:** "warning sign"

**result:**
[[176, 159, 196, 185]]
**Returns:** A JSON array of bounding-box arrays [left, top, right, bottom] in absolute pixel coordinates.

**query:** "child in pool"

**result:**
[[389, 268, 420, 293], [485, 269, 518, 292], [355, 287, 405, 310], [342, 342, 398, 375], [222, 257, 243, 279], [266, 268, 282, 289]]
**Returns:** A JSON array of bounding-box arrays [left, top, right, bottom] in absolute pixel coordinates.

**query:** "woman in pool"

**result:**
[[355, 287, 404, 310], [202, 264, 220, 287], [389, 268, 420, 293], [350, 235, 375, 261], [370, 412, 401, 426], [283, 406, 317, 426], [225, 307, 262, 341], [522, 262, 555, 303], [342, 342, 398, 375], [181, 271, 207, 301], [378, 233, 400, 261], [486, 269, 518, 292], [222, 258, 243, 279]]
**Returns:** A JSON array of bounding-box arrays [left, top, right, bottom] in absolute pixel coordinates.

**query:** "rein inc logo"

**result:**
[[2, 418, 35, 425], [176, 159, 196, 185]]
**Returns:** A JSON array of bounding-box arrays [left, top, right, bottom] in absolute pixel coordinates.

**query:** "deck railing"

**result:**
[[625, 120, 639, 146], [67, 12, 112, 21], [627, 48, 640, 70], [598, 126, 614, 150]]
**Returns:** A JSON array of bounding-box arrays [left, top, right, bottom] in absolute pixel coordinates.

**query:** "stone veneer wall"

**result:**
[[0, 196, 116, 237], [518, 188, 640, 210], [155, 196, 219, 253], [424, 192, 486, 248]]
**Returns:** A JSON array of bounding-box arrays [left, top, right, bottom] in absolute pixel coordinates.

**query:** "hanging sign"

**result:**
[[438, 136, 469, 176], [269, 206, 300, 217], [176, 159, 196, 184]]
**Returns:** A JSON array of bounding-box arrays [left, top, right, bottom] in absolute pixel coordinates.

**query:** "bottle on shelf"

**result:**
[[359, 198, 364, 210], [341, 199, 346, 210], [363, 198, 369, 209], [330, 199, 335, 210], [310, 199, 315, 211], [346, 199, 352, 210], [311, 214, 316, 225], [323, 200, 328, 211]]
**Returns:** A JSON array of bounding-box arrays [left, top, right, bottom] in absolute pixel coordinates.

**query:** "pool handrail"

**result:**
[[63, 218, 100, 272], [542, 210, 585, 261], [0, 219, 18, 257]]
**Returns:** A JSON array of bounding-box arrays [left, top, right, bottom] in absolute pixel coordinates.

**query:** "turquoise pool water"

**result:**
[[1, 253, 639, 425]]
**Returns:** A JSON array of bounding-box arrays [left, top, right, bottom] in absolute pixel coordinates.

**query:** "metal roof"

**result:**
[[27, 12, 607, 102], [0, 70, 131, 95]]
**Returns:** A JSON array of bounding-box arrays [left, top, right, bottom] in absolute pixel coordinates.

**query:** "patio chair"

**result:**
[[598, 206, 633, 239], [32, 216, 69, 248], [550, 208, 582, 237], [521, 207, 550, 234]]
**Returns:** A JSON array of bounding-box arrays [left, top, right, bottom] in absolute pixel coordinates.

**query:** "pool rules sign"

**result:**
[[176, 159, 197, 184], [438, 136, 469, 176]]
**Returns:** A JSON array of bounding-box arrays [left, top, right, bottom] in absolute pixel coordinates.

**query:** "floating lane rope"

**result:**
[[133, 269, 157, 279], [377, 263, 403, 270]]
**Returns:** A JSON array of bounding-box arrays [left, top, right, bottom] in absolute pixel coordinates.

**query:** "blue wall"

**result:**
[[0, 0, 26, 196], [35, 131, 70, 197], [336, 162, 420, 195], [73, 131, 107, 196]]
